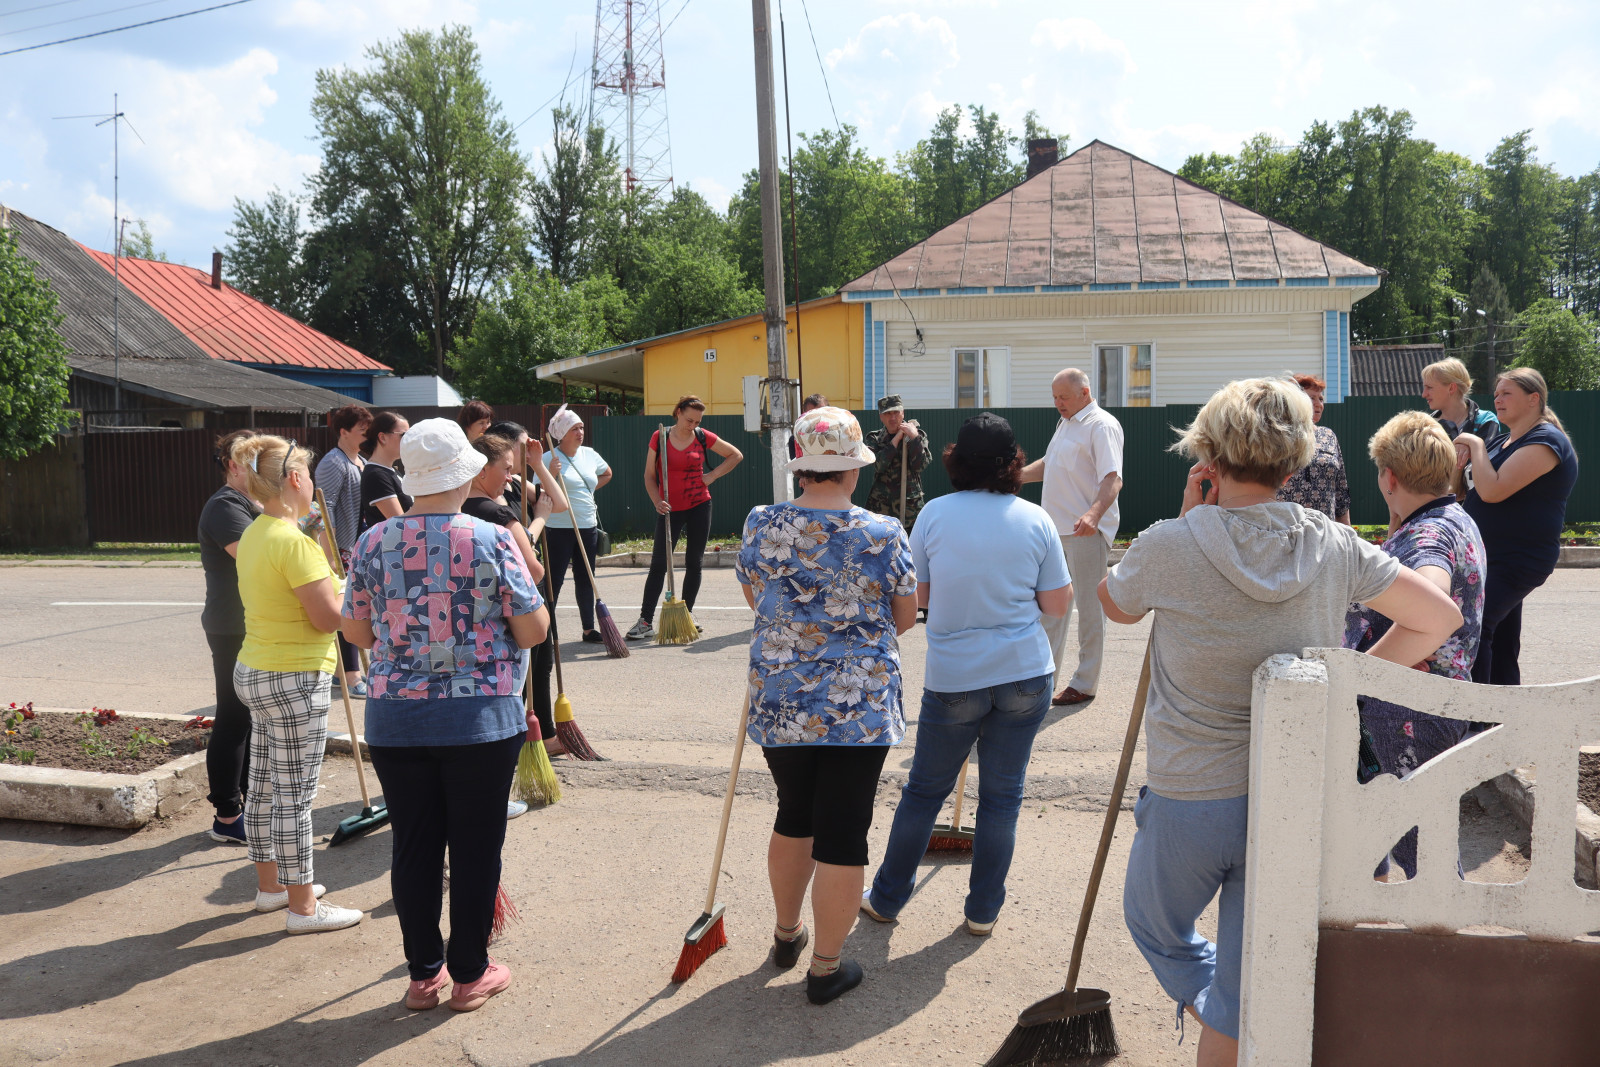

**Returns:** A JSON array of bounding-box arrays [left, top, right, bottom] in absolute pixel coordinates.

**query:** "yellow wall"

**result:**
[[641, 299, 862, 415]]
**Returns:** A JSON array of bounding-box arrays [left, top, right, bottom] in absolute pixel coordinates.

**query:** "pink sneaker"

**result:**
[[405, 967, 452, 1010], [448, 959, 511, 1012]]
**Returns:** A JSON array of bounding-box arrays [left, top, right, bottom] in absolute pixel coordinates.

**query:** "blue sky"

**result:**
[[3, 0, 1597, 271]]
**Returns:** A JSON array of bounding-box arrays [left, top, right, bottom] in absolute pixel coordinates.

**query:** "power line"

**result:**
[[512, 37, 584, 135], [661, 0, 691, 36], [0, 0, 95, 20], [0, 0, 252, 57], [1, 0, 179, 39], [795, 0, 839, 131]]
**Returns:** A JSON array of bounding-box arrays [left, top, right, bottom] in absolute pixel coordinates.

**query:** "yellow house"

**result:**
[[539, 140, 1382, 414], [537, 295, 864, 416]]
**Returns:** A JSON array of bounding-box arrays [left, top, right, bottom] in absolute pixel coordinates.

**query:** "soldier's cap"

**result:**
[[954, 412, 1017, 467], [876, 394, 905, 414]]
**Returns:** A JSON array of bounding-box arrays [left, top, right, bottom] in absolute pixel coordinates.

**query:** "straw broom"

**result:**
[[513, 443, 562, 804], [927, 754, 976, 853], [546, 431, 628, 658], [655, 423, 698, 645], [538, 525, 607, 761], [673, 691, 751, 982]]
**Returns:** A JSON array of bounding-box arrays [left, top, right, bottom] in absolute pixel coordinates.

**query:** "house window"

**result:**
[[952, 347, 1009, 408], [1095, 343, 1153, 407]]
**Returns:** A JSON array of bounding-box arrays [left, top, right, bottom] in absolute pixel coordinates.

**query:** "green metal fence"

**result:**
[[589, 392, 1597, 542]]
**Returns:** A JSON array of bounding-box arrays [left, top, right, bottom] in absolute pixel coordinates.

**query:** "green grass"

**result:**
[[0, 543, 201, 562]]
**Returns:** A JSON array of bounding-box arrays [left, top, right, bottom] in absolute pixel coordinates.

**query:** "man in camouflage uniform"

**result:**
[[864, 394, 932, 530]]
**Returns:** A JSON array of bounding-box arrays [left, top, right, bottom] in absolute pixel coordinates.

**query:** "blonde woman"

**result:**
[[1100, 378, 1460, 1066], [1458, 368, 1579, 684], [233, 435, 363, 935], [1421, 357, 1500, 441]]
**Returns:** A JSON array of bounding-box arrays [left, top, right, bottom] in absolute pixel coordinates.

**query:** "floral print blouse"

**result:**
[[736, 502, 918, 747], [1343, 498, 1485, 680], [1277, 425, 1351, 519]]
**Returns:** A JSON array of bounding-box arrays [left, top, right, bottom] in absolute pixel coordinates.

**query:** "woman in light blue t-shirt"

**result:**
[[863, 413, 1071, 936], [538, 406, 613, 643]]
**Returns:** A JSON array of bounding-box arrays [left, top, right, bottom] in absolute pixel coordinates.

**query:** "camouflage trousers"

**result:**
[[866, 488, 923, 530]]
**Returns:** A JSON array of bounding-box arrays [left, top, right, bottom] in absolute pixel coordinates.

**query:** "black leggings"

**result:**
[[204, 631, 251, 818], [640, 500, 712, 623], [529, 632, 556, 741], [368, 733, 523, 984], [1472, 563, 1549, 686], [545, 526, 600, 632], [762, 745, 890, 866]]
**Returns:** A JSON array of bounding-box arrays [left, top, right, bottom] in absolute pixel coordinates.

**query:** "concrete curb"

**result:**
[[0, 559, 202, 568], [1492, 767, 1600, 886], [0, 711, 211, 829]]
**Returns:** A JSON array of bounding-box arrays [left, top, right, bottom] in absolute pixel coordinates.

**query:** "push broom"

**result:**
[[927, 752, 976, 853], [545, 431, 628, 658], [673, 690, 752, 982], [538, 526, 607, 761], [983, 639, 1152, 1066], [315, 489, 390, 847], [655, 423, 698, 645], [514, 443, 563, 805]]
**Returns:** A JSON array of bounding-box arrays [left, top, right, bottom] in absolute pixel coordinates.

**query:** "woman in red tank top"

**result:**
[[627, 395, 744, 640]]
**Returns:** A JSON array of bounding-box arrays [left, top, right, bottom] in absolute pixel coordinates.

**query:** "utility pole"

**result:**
[[751, 0, 792, 503]]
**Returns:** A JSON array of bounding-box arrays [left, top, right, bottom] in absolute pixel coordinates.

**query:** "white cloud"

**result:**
[[827, 13, 960, 75], [276, 0, 479, 34], [1030, 18, 1136, 74]]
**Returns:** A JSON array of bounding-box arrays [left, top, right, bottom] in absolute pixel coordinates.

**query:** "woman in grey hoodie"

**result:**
[[1098, 377, 1462, 1067]]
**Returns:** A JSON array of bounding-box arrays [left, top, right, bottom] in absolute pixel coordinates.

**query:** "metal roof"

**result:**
[[1350, 344, 1443, 397], [79, 246, 388, 374], [69, 354, 365, 411], [842, 140, 1382, 292]]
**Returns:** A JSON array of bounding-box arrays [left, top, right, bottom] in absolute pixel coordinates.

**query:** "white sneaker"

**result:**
[[506, 800, 528, 820], [966, 917, 996, 936], [255, 884, 326, 913], [285, 900, 364, 934]]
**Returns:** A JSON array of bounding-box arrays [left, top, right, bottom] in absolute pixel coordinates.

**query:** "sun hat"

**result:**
[[548, 404, 583, 443], [787, 406, 877, 472], [400, 418, 487, 496], [953, 412, 1017, 466]]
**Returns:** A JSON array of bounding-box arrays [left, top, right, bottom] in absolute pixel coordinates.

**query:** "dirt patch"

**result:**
[[1580, 752, 1600, 815], [0, 709, 208, 773]]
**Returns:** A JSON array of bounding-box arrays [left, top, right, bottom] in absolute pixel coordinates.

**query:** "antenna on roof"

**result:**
[[55, 93, 142, 421]]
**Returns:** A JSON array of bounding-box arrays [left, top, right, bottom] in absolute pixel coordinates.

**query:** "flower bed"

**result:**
[[1, 704, 210, 773]]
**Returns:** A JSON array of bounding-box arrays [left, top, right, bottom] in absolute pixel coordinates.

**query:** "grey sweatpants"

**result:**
[[1045, 533, 1110, 694]]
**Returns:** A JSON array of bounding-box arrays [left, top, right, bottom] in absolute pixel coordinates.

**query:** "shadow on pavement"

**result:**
[[535, 926, 983, 1067], [685, 628, 753, 655]]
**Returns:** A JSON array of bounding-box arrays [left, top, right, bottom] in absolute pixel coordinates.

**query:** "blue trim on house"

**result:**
[[1137, 281, 1180, 290], [1089, 282, 1132, 291], [1040, 284, 1083, 293], [1286, 277, 1330, 287], [1237, 279, 1280, 287], [1187, 279, 1230, 288], [873, 318, 886, 406], [906, 288, 942, 297], [1323, 311, 1339, 401], [945, 286, 988, 295], [1335, 275, 1380, 287], [1339, 311, 1351, 401], [863, 302, 874, 404], [251, 365, 377, 403], [845, 289, 893, 301], [993, 285, 1037, 294]]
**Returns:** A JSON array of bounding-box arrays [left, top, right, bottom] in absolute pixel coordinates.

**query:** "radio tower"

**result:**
[[590, 0, 674, 195]]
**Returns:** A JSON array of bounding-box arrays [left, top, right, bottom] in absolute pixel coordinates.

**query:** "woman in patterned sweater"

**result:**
[[1276, 373, 1351, 524]]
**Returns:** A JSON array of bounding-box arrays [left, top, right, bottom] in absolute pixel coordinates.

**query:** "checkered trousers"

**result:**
[[234, 664, 331, 886]]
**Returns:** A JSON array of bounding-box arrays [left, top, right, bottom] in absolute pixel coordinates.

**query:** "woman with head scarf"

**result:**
[[539, 405, 613, 643]]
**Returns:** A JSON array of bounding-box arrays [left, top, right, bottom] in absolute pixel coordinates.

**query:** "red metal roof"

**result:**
[[81, 246, 389, 373], [843, 140, 1381, 291]]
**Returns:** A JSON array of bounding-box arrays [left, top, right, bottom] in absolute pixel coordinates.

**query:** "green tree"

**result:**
[[120, 219, 168, 262], [1555, 168, 1600, 317], [0, 225, 72, 459], [1177, 151, 1238, 196], [529, 107, 621, 283], [1476, 132, 1564, 311], [1450, 266, 1515, 383], [629, 232, 763, 340], [1509, 298, 1600, 390], [310, 25, 529, 375], [450, 269, 629, 403], [224, 189, 309, 318]]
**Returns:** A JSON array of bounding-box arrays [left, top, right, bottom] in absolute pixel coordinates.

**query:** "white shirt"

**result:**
[[1041, 400, 1125, 545]]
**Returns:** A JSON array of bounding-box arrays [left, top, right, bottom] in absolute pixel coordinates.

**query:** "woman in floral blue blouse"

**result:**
[[1344, 411, 1486, 879], [737, 406, 918, 1005]]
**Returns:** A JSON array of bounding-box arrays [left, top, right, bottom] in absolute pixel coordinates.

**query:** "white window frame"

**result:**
[[949, 346, 1011, 408], [1091, 341, 1155, 407]]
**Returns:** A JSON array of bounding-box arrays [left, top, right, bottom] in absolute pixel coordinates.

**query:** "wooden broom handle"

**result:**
[[899, 437, 908, 524], [537, 526, 566, 692], [520, 443, 538, 719], [314, 488, 373, 809], [949, 755, 972, 828], [705, 691, 753, 913], [659, 424, 677, 598], [1063, 638, 1152, 995]]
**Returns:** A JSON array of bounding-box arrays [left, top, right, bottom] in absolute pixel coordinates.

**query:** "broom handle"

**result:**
[[550, 433, 605, 611], [948, 754, 972, 828], [520, 442, 539, 721], [659, 425, 677, 599], [314, 488, 374, 809], [1061, 638, 1152, 995], [538, 527, 566, 692], [704, 691, 753, 913], [899, 437, 907, 524]]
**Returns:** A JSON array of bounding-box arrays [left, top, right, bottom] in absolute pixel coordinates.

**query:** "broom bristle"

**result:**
[[595, 600, 630, 658], [671, 915, 727, 983], [926, 834, 975, 852], [490, 883, 520, 943], [515, 738, 562, 805], [982, 1009, 1119, 1067], [555, 716, 605, 761], [657, 596, 698, 645]]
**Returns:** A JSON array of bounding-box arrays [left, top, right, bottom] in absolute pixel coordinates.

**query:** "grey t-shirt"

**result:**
[[198, 485, 258, 635], [1105, 502, 1400, 801]]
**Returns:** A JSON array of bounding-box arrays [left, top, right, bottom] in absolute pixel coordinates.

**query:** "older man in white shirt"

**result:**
[[1021, 367, 1124, 705]]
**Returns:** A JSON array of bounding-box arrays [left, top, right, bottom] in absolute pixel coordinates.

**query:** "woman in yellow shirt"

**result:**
[[233, 435, 364, 935]]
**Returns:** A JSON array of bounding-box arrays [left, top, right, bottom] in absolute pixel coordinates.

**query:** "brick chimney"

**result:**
[[211, 251, 223, 290], [1026, 138, 1060, 179]]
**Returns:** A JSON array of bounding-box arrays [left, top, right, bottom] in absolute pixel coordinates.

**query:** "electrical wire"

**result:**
[[661, 0, 691, 36], [0, 0, 252, 56], [513, 37, 584, 134], [0, 0, 178, 38], [0, 0, 94, 20]]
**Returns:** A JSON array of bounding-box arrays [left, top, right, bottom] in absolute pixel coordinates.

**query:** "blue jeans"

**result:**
[[867, 673, 1052, 925], [1123, 786, 1249, 1040]]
